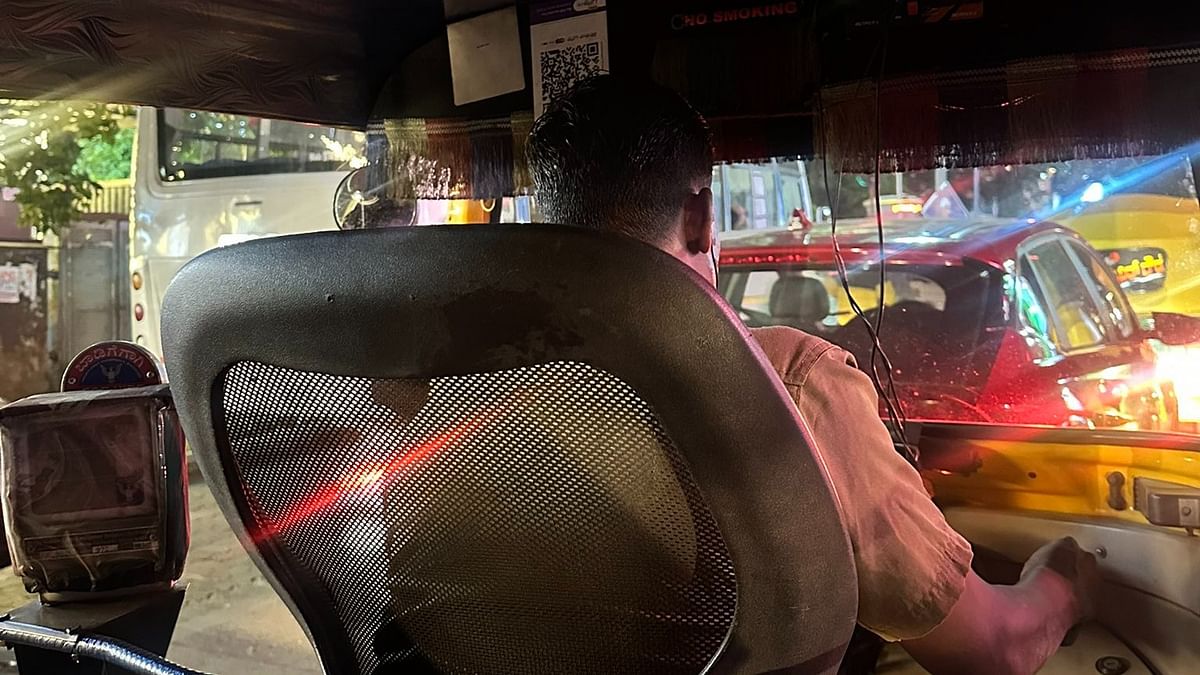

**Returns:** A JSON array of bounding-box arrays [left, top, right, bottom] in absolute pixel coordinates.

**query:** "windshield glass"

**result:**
[[717, 150, 1200, 432]]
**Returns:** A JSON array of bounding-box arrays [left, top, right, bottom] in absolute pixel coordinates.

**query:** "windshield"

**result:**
[[717, 150, 1200, 431], [712, 154, 1196, 230]]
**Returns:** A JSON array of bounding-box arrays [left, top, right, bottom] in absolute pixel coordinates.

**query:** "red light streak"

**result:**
[[253, 407, 503, 541]]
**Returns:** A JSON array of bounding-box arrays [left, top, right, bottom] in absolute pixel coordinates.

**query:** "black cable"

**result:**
[[868, 28, 888, 394], [814, 6, 917, 467], [867, 17, 916, 464], [818, 92, 912, 466]]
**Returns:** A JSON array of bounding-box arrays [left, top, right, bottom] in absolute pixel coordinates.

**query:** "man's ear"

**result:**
[[683, 187, 715, 254]]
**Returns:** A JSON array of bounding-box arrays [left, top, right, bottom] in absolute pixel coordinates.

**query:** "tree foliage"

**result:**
[[0, 100, 133, 235], [76, 126, 135, 181]]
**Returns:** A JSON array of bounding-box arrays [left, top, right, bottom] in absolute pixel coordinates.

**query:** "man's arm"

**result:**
[[903, 538, 1093, 675], [751, 331, 1097, 670]]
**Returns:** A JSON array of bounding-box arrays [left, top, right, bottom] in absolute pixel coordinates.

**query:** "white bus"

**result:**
[[128, 109, 534, 357], [129, 108, 366, 356]]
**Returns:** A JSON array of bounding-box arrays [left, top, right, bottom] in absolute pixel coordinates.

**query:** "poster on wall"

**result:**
[[0, 249, 49, 401], [0, 265, 18, 304], [531, 0, 609, 119], [0, 263, 36, 304]]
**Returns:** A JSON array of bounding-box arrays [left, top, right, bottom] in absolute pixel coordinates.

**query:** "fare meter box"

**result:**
[[0, 384, 188, 600]]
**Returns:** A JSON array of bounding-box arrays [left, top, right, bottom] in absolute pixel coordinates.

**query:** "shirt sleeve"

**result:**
[[789, 346, 973, 642]]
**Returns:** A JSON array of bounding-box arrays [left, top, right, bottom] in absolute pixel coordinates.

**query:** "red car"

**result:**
[[718, 218, 1188, 430]]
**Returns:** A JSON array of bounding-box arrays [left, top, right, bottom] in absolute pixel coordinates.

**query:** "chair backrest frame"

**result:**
[[163, 225, 857, 674]]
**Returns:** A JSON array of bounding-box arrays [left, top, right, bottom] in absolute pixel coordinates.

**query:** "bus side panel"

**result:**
[[130, 109, 349, 356]]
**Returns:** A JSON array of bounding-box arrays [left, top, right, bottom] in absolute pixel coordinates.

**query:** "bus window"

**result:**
[[778, 162, 807, 222], [158, 109, 365, 182]]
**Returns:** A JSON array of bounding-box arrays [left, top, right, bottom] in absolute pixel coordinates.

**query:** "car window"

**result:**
[[722, 268, 949, 328], [1022, 239, 1108, 351], [1010, 271, 1059, 360], [1065, 239, 1138, 340], [720, 263, 999, 388], [738, 270, 778, 315]]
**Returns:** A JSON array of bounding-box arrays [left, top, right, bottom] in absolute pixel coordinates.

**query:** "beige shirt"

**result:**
[[752, 326, 974, 642]]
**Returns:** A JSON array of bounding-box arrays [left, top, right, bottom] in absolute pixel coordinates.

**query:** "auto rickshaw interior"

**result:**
[[2, 1, 1200, 674]]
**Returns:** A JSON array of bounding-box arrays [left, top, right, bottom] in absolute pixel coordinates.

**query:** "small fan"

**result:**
[[333, 168, 379, 229]]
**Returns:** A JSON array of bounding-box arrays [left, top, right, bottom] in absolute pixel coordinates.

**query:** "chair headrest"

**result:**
[[770, 276, 831, 326]]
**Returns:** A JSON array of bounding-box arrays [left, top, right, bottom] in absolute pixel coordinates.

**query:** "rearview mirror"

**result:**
[[1147, 312, 1200, 346]]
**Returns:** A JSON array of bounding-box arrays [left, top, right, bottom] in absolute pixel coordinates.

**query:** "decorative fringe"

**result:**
[[816, 45, 1200, 172], [364, 43, 1200, 194], [371, 115, 533, 200]]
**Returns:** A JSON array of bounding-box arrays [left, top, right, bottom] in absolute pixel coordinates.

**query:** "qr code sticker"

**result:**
[[539, 41, 603, 109]]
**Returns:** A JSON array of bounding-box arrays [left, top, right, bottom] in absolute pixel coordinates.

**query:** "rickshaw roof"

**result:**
[[3, 0, 1200, 170]]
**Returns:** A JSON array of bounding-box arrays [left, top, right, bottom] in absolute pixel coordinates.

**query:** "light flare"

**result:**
[[253, 405, 506, 541]]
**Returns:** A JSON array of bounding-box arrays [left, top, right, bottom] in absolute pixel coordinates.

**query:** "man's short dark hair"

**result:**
[[527, 75, 713, 244]]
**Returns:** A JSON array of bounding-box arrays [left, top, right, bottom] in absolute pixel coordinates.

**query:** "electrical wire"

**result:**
[[867, 20, 916, 464], [814, 7, 918, 468]]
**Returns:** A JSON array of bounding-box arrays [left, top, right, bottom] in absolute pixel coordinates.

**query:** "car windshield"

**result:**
[[716, 152, 1200, 430]]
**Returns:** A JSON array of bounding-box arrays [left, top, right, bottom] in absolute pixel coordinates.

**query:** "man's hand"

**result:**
[[1020, 537, 1101, 624], [903, 540, 1101, 675]]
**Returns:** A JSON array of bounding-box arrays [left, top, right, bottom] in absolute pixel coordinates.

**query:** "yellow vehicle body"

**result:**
[[925, 428, 1200, 520], [1062, 194, 1200, 423], [895, 425, 1200, 675], [1060, 193, 1200, 318]]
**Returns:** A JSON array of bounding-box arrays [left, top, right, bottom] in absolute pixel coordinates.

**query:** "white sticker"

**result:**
[[447, 6, 527, 106], [0, 263, 36, 304], [531, 1, 609, 119]]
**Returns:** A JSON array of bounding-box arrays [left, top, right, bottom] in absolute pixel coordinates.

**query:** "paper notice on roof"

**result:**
[[531, 0, 609, 119], [447, 6, 527, 106]]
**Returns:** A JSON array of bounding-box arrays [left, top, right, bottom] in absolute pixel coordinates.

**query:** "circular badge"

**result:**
[[61, 341, 165, 391]]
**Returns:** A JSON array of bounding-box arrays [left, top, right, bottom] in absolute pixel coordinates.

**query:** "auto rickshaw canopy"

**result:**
[[3, 0, 1200, 188]]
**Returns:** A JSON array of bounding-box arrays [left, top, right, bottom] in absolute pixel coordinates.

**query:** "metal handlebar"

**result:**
[[0, 618, 211, 675]]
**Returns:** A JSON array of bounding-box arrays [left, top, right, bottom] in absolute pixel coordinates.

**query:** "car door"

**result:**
[[1061, 236, 1174, 428], [1020, 233, 1164, 428], [1020, 235, 1111, 355]]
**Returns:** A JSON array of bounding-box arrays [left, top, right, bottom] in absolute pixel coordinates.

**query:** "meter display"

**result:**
[[0, 385, 188, 601], [19, 408, 157, 520]]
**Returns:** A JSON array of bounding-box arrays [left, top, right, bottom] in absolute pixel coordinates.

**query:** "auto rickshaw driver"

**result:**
[[526, 74, 1100, 675]]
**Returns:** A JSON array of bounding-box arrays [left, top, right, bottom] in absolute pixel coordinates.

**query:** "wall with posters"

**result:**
[[0, 244, 50, 402]]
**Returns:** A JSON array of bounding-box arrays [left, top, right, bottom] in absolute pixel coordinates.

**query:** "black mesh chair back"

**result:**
[[162, 225, 857, 675]]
